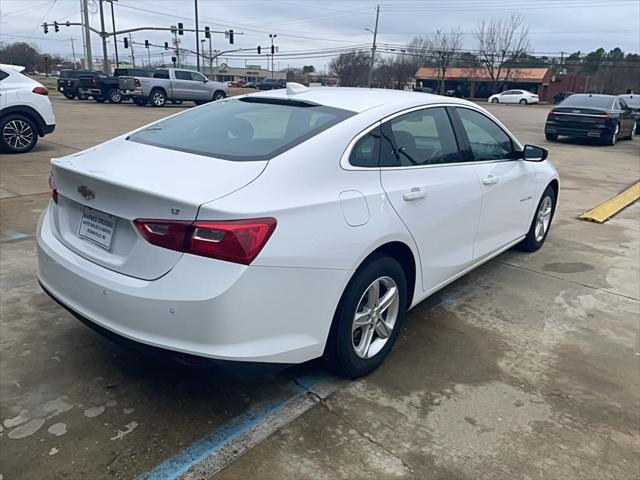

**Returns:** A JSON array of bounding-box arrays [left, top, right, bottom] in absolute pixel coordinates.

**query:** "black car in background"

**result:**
[[57, 69, 105, 99], [553, 91, 574, 104], [545, 94, 636, 145], [256, 78, 286, 90], [618, 94, 640, 133], [78, 68, 154, 103]]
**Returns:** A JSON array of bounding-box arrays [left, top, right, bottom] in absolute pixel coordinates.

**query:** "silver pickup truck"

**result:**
[[119, 68, 227, 107]]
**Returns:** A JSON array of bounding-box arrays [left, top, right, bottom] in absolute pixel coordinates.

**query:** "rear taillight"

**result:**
[[48, 172, 58, 204], [133, 217, 277, 265], [33, 86, 48, 96], [134, 78, 141, 88], [91, 76, 97, 86]]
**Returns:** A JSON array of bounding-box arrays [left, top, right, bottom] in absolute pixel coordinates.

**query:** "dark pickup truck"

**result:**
[[78, 68, 154, 103], [57, 69, 106, 100]]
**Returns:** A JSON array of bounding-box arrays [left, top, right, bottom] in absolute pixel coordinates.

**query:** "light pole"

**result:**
[[200, 39, 206, 75], [366, 4, 380, 88], [269, 33, 277, 79], [194, 0, 200, 72]]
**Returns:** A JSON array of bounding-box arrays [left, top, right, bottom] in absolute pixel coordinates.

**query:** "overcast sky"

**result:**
[[1, 0, 639, 70]]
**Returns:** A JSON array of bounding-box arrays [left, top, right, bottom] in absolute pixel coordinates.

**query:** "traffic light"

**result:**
[[164, 42, 169, 50], [54, 21, 59, 33], [257, 46, 261, 54], [204, 26, 210, 39], [123, 37, 128, 49], [178, 23, 184, 35], [145, 40, 150, 48], [229, 29, 234, 44], [43, 23, 48, 34], [271, 45, 275, 54]]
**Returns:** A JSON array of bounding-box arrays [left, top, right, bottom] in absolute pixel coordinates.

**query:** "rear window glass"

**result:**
[[560, 95, 614, 109], [128, 98, 354, 161]]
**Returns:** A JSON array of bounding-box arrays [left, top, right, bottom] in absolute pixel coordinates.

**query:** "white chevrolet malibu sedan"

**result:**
[[37, 84, 558, 377]]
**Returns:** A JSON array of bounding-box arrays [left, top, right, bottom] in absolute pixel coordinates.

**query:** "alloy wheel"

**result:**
[[534, 196, 553, 242], [351, 276, 400, 359], [3, 119, 34, 151]]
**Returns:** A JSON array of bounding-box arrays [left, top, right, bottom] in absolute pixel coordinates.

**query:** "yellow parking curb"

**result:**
[[579, 181, 640, 223]]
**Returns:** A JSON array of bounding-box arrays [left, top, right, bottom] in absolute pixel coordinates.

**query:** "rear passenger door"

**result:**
[[172, 70, 194, 100], [453, 107, 536, 259], [379, 106, 483, 293]]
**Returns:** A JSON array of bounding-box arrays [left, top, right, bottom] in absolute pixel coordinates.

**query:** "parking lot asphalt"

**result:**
[[1, 96, 639, 479]]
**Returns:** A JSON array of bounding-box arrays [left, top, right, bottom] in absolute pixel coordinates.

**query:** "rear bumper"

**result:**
[[545, 122, 614, 138], [79, 87, 102, 96], [37, 204, 349, 365], [121, 89, 143, 98]]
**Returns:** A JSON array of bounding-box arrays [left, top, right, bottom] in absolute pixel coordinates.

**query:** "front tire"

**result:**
[[517, 185, 556, 252], [624, 122, 636, 140], [149, 89, 166, 107], [545, 132, 558, 141], [134, 97, 147, 106], [491, 98, 499, 103], [107, 88, 122, 103], [213, 90, 226, 101], [323, 255, 407, 378], [0, 114, 38, 154]]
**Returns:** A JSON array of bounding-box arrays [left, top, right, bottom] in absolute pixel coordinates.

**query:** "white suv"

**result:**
[[0, 64, 56, 153]]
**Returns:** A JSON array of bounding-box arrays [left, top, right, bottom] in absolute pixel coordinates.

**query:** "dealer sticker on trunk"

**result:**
[[79, 207, 116, 249]]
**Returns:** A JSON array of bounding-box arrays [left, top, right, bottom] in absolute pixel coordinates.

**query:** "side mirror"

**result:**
[[522, 144, 548, 162]]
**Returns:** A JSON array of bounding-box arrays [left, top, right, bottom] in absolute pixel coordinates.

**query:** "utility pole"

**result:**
[[194, 0, 200, 72], [82, 0, 93, 69], [269, 34, 277, 79], [129, 33, 136, 67], [70, 37, 77, 67], [209, 37, 213, 76], [367, 4, 380, 88], [98, 0, 109, 73], [109, 0, 119, 67]]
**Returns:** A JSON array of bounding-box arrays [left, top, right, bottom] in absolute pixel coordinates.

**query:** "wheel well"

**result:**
[[0, 107, 45, 136], [150, 87, 166, 96], [548, 179, 559, 200], [363, 242, 417, 308]]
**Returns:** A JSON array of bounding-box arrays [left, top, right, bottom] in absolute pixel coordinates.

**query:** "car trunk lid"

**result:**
[[549, 107, 609, 127], [50, 138, 267, 280]]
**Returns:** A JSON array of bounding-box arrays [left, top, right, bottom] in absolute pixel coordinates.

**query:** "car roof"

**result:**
[[0, 64, 26, 72], [246, 86, 468, 113]]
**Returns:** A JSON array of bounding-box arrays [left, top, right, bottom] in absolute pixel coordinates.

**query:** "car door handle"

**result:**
[[403, 188, 426, 201], [482, 175, 499, 185]]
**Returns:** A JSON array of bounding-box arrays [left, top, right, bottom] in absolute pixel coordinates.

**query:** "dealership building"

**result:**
[[415, 66, 591, 101], [207, 63, 286, 83]]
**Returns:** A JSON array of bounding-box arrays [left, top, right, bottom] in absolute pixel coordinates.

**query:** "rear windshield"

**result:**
[[128, 97, 354, 161], [60, 70, 79, 78], [559, 95, 614, 110], [621, 95, 640, 108]]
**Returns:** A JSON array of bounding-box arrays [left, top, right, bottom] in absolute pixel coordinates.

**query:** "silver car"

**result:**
[[119, 68, 227, 107]]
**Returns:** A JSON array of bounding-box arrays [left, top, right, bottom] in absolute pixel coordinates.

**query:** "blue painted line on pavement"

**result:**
[[5, 231, 29, 241], [137, 371, 329, 480]]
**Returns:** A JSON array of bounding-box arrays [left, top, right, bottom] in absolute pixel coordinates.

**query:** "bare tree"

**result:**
[[474, 13, 531, 93], [430, 28, 463, 94], [329, 51, 370, 87], [405, 36, 433, 70]]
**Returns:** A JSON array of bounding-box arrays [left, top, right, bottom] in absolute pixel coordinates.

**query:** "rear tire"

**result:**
[[519, 98, 527, 105], [517, 185, 556, 252], [107, 88, 122, 103], [93, 95, 106, 103], [323, 255, 407, 378], [0, 114, 38, 154], [149, 89, 166, 107], [63, 92, 76, 100], [605, 123, 619, 146], [134, 97, 147, 106], [545, 132, 558, 141]]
